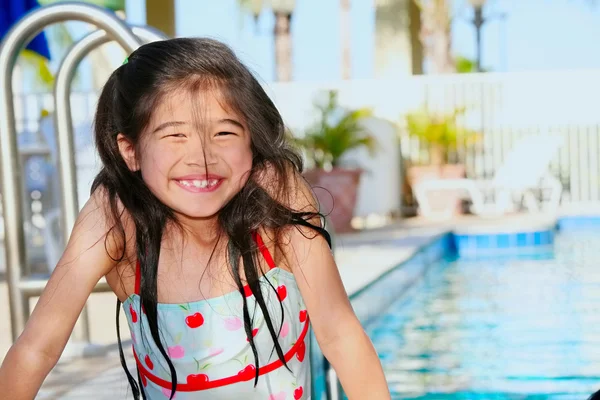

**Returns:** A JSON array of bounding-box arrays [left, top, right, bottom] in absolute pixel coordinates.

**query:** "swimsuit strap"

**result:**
[[253, 231, 276, 270]]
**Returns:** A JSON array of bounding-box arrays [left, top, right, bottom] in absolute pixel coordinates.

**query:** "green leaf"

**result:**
[[178, 304, 188, 311], [293, 89, 379, 168], [201, 363, 211, 370], [403, 106, 481, 164], [174, 332, 183, 345]]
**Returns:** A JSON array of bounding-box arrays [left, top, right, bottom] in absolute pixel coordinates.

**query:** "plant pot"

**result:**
[[303, 168, 362, 233], [408, 164, 466, 216]]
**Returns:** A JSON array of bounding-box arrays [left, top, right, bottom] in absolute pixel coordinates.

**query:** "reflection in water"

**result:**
[[368, 233, 600, 399]]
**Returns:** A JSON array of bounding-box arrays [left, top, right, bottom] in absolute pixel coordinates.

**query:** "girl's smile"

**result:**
[[173, 174, 224, 193]]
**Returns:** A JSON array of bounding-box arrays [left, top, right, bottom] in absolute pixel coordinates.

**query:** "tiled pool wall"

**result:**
[[454, 215, 600, 258], [453, 228, 555, 258], [557, 215, 600, 231]]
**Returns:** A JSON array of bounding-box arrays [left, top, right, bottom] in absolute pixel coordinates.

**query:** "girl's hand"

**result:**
[[0, 187, 122, 399]]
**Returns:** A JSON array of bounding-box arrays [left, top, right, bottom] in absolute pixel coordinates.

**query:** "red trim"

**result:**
[[134, 232, 274, 298], [253, 232, 276, 270], [134, 261, 141, 295], [133, 316, 309, 391]]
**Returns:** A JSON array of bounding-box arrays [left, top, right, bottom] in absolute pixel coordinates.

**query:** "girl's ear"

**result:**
[[117, 133, 140, 171]]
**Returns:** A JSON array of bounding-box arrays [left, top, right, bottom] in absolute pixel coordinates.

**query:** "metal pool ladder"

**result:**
[[0, 2, 167, 353]]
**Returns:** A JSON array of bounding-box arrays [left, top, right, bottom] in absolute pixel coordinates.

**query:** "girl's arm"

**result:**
[[278, 173, 391, 399], [0, 188, 122, 399]]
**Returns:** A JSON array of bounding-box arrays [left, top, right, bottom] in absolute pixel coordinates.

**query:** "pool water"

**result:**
[[368, 231, 600, 399]]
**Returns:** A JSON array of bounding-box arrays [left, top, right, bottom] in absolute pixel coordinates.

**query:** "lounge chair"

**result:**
[[412, 135, 564, 219]]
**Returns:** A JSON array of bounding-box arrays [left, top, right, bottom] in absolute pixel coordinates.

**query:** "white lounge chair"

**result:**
[[413, 135, 564, 219]]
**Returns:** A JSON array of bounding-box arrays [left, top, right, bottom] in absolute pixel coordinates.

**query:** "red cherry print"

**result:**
[[294, 386, 304, 399], [185, 312, 204, 328], [129, 304, 138, 323], [296, 341, 306, 362], [246, 328, 259, 342], [186, 373, 209, 386], [237, 364, 256, 381], [144, 354, 154, 370], [299, 310, 307, 323], [277, 285, 287, 301]]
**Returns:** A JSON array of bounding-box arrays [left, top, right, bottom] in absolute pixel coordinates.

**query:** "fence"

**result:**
[[397, 70, 600, 206]]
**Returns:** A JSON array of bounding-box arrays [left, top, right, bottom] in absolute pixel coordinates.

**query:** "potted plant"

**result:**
[[403, 106, 480, 215], [293, 90, 378, 233]]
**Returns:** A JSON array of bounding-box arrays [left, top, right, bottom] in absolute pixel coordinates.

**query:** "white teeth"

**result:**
[[179, 179, 218, 189]]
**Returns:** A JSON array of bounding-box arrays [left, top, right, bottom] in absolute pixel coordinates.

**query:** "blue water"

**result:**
[[368, 232, 600, 399]]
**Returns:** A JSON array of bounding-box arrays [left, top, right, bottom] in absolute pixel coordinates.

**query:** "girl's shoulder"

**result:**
[[255, 163, 324, 271], [78, 185, 136, 263]]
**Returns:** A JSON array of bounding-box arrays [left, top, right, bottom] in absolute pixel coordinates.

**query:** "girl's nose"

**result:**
[[184, 134, 217, 167]]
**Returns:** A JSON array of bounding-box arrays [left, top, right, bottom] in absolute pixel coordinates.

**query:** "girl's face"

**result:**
[[120, 89, 253, 223]]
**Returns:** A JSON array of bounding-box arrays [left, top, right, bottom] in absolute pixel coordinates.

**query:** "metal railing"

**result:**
[[0, 2, 167, 346]]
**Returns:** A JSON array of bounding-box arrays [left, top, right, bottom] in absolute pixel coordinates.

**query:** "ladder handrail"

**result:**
[[0, 2, 143, 342]]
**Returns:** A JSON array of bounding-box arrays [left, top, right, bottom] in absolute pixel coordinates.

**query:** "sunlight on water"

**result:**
[[368, 232, 600, 399]]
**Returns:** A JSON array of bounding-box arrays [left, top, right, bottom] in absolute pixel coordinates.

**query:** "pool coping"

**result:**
[[347, 230, 451, 302]]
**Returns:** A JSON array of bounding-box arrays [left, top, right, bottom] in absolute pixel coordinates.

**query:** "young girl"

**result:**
[[0, 38, 390, 399]]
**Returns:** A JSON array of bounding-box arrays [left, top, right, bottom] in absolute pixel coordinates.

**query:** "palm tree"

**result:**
[[340, 0, 352, 79], [239, 0, 295, 82], [373, 0, 423, 77], [415, 0, 455, 73], [416, 0, 597, 75]]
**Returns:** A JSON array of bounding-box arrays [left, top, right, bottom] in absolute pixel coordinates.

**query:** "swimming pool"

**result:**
[[367, 228, 600, 399]]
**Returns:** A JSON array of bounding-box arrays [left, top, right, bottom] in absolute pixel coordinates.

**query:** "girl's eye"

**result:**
[[167, 133, 186, 138], [216, 131, 235, 137]]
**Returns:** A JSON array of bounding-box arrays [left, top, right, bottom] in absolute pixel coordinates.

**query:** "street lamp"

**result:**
[[468, 0, 487, 72]]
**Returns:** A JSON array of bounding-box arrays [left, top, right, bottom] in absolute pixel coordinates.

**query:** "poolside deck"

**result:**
[[0, 212, 556, 398]]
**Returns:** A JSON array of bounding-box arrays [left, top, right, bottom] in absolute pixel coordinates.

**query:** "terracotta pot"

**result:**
[[303, 168, 362, 233], [408, 164, 466, 216]]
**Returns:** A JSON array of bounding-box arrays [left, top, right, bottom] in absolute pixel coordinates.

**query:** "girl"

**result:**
[[0, 38, 390, 399]]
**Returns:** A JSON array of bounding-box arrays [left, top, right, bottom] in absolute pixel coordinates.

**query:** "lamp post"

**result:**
[[468, 0, 487, 72], [271, 0, 295, 81]]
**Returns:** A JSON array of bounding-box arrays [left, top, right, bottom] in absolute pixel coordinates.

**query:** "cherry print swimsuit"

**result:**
[[123, 233, 311, 399]]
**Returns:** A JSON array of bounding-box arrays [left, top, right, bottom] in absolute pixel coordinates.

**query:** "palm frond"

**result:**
[[295, 90, 378, 169]]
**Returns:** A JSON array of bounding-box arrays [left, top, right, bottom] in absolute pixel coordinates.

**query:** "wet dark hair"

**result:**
[[91, 37, 330, 399]]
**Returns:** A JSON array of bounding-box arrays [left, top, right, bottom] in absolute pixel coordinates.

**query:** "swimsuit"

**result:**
[[123, 233, 311, 399]]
